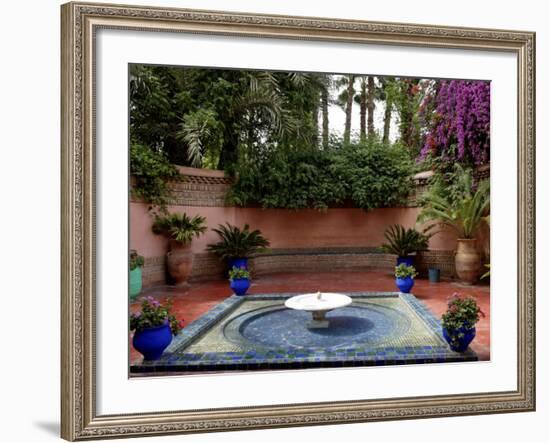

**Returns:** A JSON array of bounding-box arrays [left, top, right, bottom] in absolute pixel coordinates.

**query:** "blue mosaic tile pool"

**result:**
[[130, 292, 477, 374]]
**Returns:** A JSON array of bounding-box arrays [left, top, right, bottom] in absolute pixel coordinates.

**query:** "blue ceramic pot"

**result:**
[[230, 278, 250, 296], [132, 322, 172, 361], [396, 276, 415, 293], [396, 256, 415, 267], [129, 267, 142, 301], [428, 267, 441, 283], [229, 257, 248, 270], [442, 326, 476, 352]]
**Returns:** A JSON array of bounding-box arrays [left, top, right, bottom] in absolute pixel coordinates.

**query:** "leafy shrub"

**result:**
[[228, 266, 251, 280], [441, 293, 484, 347], [229, 140, 413, 210], [130, 143, 181, 212], [395, 263, 418, 279], [129, 250, 145, 271], [130, 297, 183, 336]]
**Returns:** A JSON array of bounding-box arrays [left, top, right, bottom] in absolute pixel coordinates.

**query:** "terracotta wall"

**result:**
[[130, 203, 462, 257], [130, 203, 237, 256]]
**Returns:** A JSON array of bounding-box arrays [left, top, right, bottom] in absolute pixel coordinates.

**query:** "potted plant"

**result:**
[[417, 168, 489, 284], [395, 263, 418, 293], [229, 266, 251, 296], [441, 293, 484, 352], [207, 223, 270, 270], [152, 212, 207, 286], [380, 224, 432, 266], [129, 250, 144, 301], [130, 296, 183, 360]]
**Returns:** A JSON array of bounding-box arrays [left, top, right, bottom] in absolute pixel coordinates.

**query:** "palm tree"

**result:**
[[359, 77, 367, 143], [417, 167, 490, 239], [177, 71, 293, 170], [336, 75, 356, 144], [380, 77, 396, 143], [367, 76, 376, 137], [321, 85, 330, 149], [310, 74, 333, 149], [356, 76, 379, 143]]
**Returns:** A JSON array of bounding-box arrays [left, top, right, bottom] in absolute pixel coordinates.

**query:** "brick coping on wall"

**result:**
[[131, 164, 490, 208]]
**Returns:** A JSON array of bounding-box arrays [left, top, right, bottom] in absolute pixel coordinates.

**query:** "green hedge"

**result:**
[[229, 141, 413, 211]]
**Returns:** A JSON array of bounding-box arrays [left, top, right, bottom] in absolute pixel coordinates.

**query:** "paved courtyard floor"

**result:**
[[130, 269, 490, 365]]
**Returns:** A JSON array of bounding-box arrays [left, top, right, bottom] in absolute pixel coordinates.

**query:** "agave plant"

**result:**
[[380, 224, 432, 257], [207, 223, 270, 260], [417, 170, 490, 239], [152, 212, 207, 245]]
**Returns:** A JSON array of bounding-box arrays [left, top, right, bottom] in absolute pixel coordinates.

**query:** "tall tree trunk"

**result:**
[[399, 79, 418, 149], [321, 87, 329, 149], [312, 97, 320, 148], [367, 76, 375, 137], [343, 75, 355, 145], [359, 78, 367, 143], [217, 122, 239, 172], [383, 99, 392, 143]]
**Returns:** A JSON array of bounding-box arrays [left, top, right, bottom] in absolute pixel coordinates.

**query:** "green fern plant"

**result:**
[[417, 168, 490, 239], [152, 212, 207, 245], [207, 223, 270, 260], [380, 224, 432, 257]]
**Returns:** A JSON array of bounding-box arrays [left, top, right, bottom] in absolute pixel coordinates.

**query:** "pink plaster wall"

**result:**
[[130, 203, 237, 256], [130, 203, 465, 257]]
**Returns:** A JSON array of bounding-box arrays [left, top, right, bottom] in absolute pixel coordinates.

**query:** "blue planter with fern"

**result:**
[[229, 257, 248, 270], [230, 278, 251, 296], [229, 266, 251, 296], [396, 255, 415, 267], [395, 276, 415, 293], [395, 263, 417, 294]]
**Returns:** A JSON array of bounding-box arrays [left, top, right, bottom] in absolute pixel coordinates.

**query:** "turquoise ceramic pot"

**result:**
[[129, 267, 142, 301]]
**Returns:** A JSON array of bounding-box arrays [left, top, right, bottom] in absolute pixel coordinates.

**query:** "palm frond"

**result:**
[[417, 169, 490, 239], [152, 212, 207, 245], [207, 223, 270, 259], [379, 224, 433, 256]]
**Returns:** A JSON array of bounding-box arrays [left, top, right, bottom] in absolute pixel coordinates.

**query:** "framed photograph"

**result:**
[[61, 1, 535, 440]]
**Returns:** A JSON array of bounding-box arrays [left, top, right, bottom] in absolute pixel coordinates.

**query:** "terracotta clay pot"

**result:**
[[455, 239, 481, 284], [166, 241, 193, 286]]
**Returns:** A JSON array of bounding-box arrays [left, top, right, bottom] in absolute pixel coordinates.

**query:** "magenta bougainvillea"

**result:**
[[420, 80, 490, 165]]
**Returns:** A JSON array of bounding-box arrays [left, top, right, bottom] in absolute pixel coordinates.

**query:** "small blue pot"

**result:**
[[228, 257, 248, 270], [396, 256, 415, 267], [230, 278, 250, 296], [396, 276, 415, 293], [428, 268, 441, 283], [442, 326, 476, 352], [132, 322, 173, 361]]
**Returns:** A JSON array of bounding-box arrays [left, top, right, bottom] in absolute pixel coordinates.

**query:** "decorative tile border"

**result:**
[[131, 292, 477, 373]]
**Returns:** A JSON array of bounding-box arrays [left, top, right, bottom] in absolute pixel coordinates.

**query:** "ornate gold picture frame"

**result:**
[[61, 1, 535, 440]]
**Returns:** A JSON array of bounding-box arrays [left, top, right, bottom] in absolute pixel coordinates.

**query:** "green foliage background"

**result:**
[[229, 140, 413, 210]]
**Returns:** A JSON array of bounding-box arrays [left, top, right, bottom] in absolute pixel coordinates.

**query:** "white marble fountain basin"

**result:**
[[285, 292, 352, 328]]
